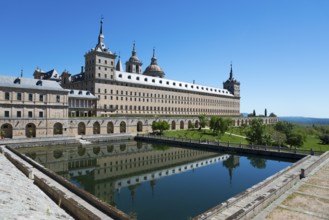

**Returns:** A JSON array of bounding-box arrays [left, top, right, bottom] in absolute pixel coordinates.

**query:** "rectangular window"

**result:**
[[56, 95, 60, 102], [5, 92, 10, 100], [17, 93, 22, 100], [39, 111, 43, 118], [17, 111, 21, 118], [4, 111, 9, 117], [28, 111, 32, 118], [28, 93, 33, 101], [39, 94, 43, 102]]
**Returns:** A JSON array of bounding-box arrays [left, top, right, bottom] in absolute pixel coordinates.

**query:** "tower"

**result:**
[[83, 17, 117, 93], [125, 42, 143, 74], [223, 64, 240, 97]]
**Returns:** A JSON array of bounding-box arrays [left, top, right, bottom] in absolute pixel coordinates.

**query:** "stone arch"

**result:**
[[195, 120, 199, 128], [180, 120, 184, 130], [26, 123, 36, 138], [107, 122, 114, 134], [1, 123, 13, 139], [188, 120, 193, 129], [137, 121, 143, 132], [171, 121, 176, 130], [78, 122, 86, 135], [120, 121, 126, 133], [93, 121, 100, 134], [53, 122, 63, 135]]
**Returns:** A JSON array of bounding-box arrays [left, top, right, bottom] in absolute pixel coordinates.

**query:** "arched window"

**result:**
[[53, 122, 63, 135], [171, 121, 176, 130], [195, 120, 199, 129], [78, 122, 86, 135], [93, 121, 100, 134], [107, 122, 114, 134], [137, 121, 143, 132], [1, 123, 13, 139], [120, 121, 126, 133], [180, 121, 184, 130], [26, 123, 36, 138]]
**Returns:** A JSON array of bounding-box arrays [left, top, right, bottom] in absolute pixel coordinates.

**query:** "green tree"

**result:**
[[274, 121, 294, 137], [319, 134, 329, 144], [246, 118, 269, 145], [286, 131, 305, 148], [218, 117, 232, 135], [271, 130, 287, 146], [198, 114, 208, 130], [152, 121, 170, 134], [209, 116, 220, 134]]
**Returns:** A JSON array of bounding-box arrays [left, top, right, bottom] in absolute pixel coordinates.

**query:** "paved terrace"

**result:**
[[0, 146, 74, 220], [253, 154, 329, 220]]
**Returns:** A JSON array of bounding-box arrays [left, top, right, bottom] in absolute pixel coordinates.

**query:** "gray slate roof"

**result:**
[[67, 89, 97, 99], [0, 76, 66, 92]]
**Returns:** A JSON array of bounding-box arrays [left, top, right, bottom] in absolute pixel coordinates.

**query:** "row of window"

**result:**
[[103, 104, 239, 114], [118, 74, 230, 94], [99, 95, 238, 107], [4, 92, 61, 102], [97, 89, 236, 105], [4, 110, 43, 118], [85, 58, 114, 66]]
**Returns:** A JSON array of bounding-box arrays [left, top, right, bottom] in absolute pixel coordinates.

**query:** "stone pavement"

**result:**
[[0, 146, 74, 220], [253, 155, 329, 220]]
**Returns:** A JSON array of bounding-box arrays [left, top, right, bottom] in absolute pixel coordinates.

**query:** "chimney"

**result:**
[[81, 66, 84, 73]]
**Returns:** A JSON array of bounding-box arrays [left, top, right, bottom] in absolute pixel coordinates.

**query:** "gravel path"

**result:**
[[0, 148, 74, 220]]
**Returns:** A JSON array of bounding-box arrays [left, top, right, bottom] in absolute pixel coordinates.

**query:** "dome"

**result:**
[[129, 54, 140, 63], [143, 49, 165, 78]]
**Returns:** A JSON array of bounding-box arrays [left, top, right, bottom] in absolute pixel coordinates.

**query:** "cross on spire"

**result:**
[[100, 15, 104, 35]]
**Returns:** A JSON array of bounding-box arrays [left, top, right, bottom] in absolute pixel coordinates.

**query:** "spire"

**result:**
[[100, 16, 103, 35], [116, 55, 123, 71], [229, 62, 234, 80], [151, 47, 157, 65], [95, 16, 107, 52], [132, 41, 136, 56]]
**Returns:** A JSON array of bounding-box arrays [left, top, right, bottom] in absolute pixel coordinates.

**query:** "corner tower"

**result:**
[[223, 64, 240, 97], [84, 17, 117, 93]]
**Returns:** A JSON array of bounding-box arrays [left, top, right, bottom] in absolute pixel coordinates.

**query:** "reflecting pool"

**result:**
[[18, 141, 296, 220]]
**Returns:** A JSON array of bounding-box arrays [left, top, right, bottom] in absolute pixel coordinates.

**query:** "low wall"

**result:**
[[5, 146, 132, 220], [34, 176, 101, 220], [135, 135, 307, 160]]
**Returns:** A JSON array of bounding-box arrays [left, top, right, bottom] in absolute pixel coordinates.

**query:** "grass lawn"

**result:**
[[163, 129, 248, 144], [163, 129, 329, 152], [300, 135, 329, 152]]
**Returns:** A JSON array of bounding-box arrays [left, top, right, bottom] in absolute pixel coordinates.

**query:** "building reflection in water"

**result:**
[[20, 141, 241, 206]]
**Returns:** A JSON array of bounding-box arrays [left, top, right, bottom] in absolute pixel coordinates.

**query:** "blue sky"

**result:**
[[1, 0, 328, 118]]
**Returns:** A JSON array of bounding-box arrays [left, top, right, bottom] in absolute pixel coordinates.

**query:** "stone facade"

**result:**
[[0, 19, 278, 140], [58, 19, 241, 117]]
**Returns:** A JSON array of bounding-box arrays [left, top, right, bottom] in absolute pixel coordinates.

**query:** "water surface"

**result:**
[[18, 141, 296, 220]]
